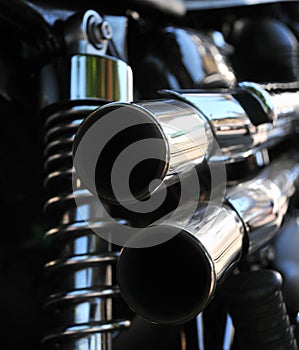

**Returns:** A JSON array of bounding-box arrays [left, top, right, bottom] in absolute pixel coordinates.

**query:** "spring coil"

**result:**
[[41, 104, 131, 349], [222, 269, 298, 350]]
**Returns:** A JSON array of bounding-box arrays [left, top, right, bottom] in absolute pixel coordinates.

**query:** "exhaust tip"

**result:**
[[75, 104, 169, 204], [117, 227, 215, 325]]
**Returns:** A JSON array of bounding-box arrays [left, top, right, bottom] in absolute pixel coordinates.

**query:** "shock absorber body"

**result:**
[[40, 10, 133, 349]]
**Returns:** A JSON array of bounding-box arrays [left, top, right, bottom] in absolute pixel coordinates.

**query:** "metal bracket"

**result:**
[[64, 10, 113, 56]]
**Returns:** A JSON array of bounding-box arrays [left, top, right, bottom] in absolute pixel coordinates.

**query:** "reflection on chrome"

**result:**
[[74, 99, 213, 203], [227, 157, 299, 253], [117, 203, 244, 325], [74, 82, 299, 204], [117, 154, 299, 325], [163, 82, 299, 162]]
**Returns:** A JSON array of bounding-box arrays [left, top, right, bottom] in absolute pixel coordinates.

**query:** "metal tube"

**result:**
[[73, 99, 212, 203], [74, 84, 299, 204], [117, 203, 244, 325], [117, 156, 299, 325], [227, 157, 299, 253]]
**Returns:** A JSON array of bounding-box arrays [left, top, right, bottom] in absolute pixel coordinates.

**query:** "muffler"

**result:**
[[117, 157, 299, 325], [117, 203, 244, 325], [73, 99, 212, 204], [73, 83, 299, 204]]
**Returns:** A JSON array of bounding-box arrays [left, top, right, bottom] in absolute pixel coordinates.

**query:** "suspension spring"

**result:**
[[41, 104, 131, 349], [222, 269, 298, 350]]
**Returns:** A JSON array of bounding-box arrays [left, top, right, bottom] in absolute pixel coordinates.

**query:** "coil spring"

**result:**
[[41, 104, 131, 349], [222, 269, 298, 350]]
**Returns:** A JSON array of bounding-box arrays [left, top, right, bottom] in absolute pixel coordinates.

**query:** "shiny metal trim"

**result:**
[[70, 55, 133, 102], [185, 0, 299, 10]]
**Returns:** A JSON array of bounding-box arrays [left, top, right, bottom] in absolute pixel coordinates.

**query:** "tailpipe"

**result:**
[[117, 157, 299, 325], [117, 204, 244, 325], [73, 84, 299, 204], [73, 100, 212, 204]]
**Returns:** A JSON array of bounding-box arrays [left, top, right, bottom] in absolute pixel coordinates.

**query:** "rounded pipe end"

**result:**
[[117, 228, 215, 325], [74, 103, 169, 204]]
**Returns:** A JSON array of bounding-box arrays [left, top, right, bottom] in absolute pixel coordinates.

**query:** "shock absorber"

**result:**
[[222, 269, 298, 350], [39, 10, 133, 349]]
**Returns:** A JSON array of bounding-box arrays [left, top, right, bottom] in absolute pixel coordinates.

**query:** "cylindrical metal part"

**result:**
[[164, 83, 299, 162], [73, 99, 212, 203], [227, 157, 299, 253], [40, 54, 133, 108], [117, 156, 299, 325], [117, 203, 244, 325], [73, 84, 299, 206]]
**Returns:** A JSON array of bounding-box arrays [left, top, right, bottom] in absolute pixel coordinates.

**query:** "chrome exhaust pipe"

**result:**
[[117, 203, 244, 325], [117, 157, 299, 325], [73, 83, 299, 204], [73, 99, 212, 204]]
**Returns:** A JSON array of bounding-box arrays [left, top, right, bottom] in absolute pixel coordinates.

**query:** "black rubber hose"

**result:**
[[222, 269, 298, 350]]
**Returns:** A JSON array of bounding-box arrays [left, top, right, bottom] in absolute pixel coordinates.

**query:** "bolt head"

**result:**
[[100, 21, 113, 40]]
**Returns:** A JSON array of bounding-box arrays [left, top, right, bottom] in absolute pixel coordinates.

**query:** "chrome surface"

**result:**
[[160, 27, 236, 88], [227, 157, 299, 253], [136, 99, 212, 176], [76, 83, 299, 203], [117, 203, 244, 324], [262, 82, 299, 120], [43, 106, 131, 349], [70, 55, 133, 102], [163, 84, 299, 162], [238, 82, 276, 120], [74, 99, 212, 203], [169, 90, 254, 161], [185, 0, 299, 10], [117, 154, 299, 325]]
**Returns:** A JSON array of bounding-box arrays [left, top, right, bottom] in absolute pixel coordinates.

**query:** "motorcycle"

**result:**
[[1, 0, 299, 349]]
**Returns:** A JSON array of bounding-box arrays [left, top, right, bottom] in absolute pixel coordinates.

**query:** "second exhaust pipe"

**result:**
[[117, 203, 244, 325], [117, 157, 299, 325]]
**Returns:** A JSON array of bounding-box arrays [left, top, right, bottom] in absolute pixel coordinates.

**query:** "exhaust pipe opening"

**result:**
[[93, 105, 169, 203], [117, 228, 214, 325]]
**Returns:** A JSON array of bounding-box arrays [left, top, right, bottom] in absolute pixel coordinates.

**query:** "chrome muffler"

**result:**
[[73, 99, 212, 203], [117, 157, 299, 325], [117, 203, 244, 325], [73, 82, 299, 204], [72, 82, 299, 325]]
